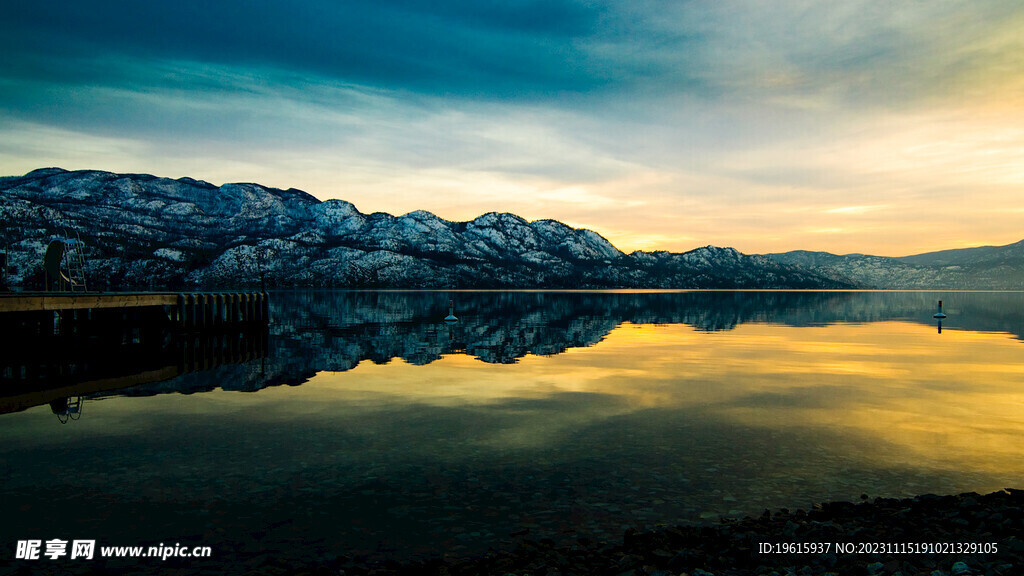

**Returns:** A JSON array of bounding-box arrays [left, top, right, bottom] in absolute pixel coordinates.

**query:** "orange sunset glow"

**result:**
[[2, 2, 1022, 256]]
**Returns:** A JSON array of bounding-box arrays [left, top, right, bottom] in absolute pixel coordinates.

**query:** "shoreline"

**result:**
[[330, 489, 1022, 576]]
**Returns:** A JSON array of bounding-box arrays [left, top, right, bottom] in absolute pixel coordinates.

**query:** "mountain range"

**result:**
[[0, 168, 1021, 290]]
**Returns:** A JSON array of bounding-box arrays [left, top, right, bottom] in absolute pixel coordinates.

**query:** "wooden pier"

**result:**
[[0, 291, 269, 330]]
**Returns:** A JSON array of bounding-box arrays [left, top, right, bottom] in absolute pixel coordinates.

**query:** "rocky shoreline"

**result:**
[[331, 489, 1022, 576]]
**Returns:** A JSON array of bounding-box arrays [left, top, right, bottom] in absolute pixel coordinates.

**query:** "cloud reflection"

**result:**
[[280, 319, 1024, 484]]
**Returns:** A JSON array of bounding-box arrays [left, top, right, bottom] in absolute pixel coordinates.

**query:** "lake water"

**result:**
[[2, 290, 1024, 574]]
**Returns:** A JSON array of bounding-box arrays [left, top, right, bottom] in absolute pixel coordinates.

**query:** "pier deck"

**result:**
[[0, 292, 178, 313], [0, 291, 269, 328]]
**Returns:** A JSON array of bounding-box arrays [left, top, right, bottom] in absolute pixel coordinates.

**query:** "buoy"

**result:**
[[933, 300, 947, 319], [444, 299, 458, 322]]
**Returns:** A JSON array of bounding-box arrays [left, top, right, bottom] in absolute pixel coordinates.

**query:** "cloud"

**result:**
[[2, 1, 1024, 255], [0, 0, 607, 100]]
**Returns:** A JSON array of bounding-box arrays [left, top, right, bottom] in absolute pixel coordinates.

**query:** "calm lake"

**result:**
[[2, 290, 1024, 574]]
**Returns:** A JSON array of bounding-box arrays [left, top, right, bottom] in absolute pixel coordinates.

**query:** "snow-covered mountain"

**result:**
[[0, 168, 843, 289]]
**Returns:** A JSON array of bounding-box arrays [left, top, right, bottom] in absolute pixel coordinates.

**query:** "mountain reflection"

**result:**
[[272, 290, 1024, 369], [4, 290, 1024, 410]]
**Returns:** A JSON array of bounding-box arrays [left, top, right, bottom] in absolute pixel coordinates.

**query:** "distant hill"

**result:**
[[897, 240, 1024, 267], [765, 241, 1024, 289], [0, 168, 842, 290]]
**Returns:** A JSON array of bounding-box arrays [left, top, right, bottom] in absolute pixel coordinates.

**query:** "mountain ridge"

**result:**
[[1, 168, 1021, 289], [0, 168, 843, 290]]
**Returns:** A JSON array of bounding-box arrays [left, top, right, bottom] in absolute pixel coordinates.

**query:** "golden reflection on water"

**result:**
[[6, 317, 1022, 503], [300, 320, 1024, 477], [4, 314, 1024, 554]]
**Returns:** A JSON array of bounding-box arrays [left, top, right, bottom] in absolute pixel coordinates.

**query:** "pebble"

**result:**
[[950, 562, 972, 576]]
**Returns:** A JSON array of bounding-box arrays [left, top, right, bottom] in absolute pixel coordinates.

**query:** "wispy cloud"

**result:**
[[2, 1, 1023, 255]]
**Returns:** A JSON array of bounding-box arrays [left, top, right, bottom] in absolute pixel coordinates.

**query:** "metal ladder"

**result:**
[[61, 229, 88, 292]]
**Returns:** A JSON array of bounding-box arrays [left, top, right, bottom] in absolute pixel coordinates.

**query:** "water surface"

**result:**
[[2, 290, 1023, 573]]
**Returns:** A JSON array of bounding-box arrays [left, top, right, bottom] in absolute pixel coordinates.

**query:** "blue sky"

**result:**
[[2, 1, 1022, 255]]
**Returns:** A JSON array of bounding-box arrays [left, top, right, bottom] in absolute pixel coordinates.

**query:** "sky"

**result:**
[[1, 1, 1022, 256]]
